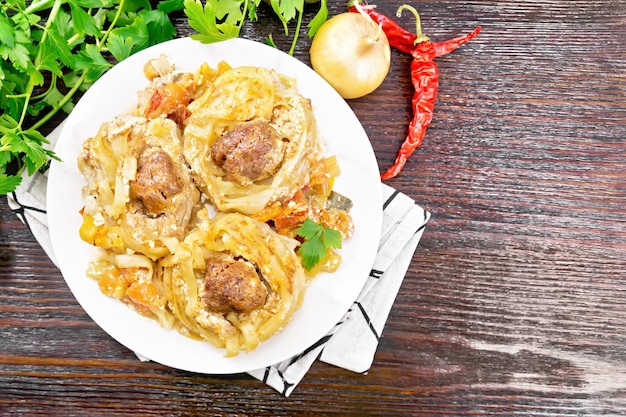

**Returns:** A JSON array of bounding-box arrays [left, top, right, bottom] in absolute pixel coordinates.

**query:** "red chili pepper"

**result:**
[[349, 3, 480, 180]]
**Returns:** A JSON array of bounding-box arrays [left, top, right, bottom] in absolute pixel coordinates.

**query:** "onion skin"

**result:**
[[310, 12, 391, 99]]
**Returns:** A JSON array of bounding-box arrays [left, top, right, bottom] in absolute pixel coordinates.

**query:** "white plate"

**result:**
[[47, 37, 382, 374]]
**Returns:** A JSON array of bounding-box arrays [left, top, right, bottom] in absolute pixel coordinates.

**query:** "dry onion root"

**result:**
[[309, 8, 391, 99]]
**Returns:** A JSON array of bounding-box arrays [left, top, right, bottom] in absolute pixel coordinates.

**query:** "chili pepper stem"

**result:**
[[397, 4, 429, 44]]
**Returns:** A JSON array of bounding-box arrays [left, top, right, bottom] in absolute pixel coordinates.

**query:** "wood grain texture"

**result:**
[[1, 0, 625, 415]]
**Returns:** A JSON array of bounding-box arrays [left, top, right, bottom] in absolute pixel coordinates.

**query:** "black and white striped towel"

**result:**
[[8, 123, 430, 397]]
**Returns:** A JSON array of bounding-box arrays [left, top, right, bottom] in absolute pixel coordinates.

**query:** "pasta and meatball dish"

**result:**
[[77, 55, 354, 356]]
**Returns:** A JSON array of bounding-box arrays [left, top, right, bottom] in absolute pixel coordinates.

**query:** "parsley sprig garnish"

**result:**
[[183, 0, 328, 56], [297, 218, 342, 271], [0, 0, 182, 195]]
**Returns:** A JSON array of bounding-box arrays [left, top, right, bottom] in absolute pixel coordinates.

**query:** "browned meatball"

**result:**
[[211, 120, 284, 185], [203, 256, 268, 313], [129, 148, 184, 216]]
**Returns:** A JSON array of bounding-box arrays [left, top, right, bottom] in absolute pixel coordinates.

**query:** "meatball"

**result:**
[[211, 120, 285, 185], [129, 148, 184, 216], [203, 256, 268, 313]]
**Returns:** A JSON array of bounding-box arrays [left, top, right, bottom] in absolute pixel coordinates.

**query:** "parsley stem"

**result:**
[[239, 1, 248, 34], [31, 71, 89, 131], [18, 0, 63, 128], [99, 0, 125, 47], [288, 10, 303, 56], [24, 0, 57, 14], [67, 33, 82, 45]]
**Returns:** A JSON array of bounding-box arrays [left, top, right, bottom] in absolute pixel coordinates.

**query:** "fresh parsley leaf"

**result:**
[[69, 0, 101, 37], [2, 131, 29, 154], [297, 218, 342, 271], [0, 42, 30, 71], [265, 33, 277, 48], [0, 13, 15, 47], [213, 0, 245, 22], [74, 44, 113, 82], [106, 32, 136, 62], [21, 136, 50, 175], [246, 1, 258, 21], [44, 25, 75, 68], [37, 44, 64, 77], [0, 173, 22, 194], [297, 217, 322, 240], [0, 114, 19, 130], [307, 0, 328, 37], [109, 15, 150, 52], [184, 0, 241, 43], [142, 9, 177, 44], [158, 0, 185, 14], [123, 0, 153, 13]]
